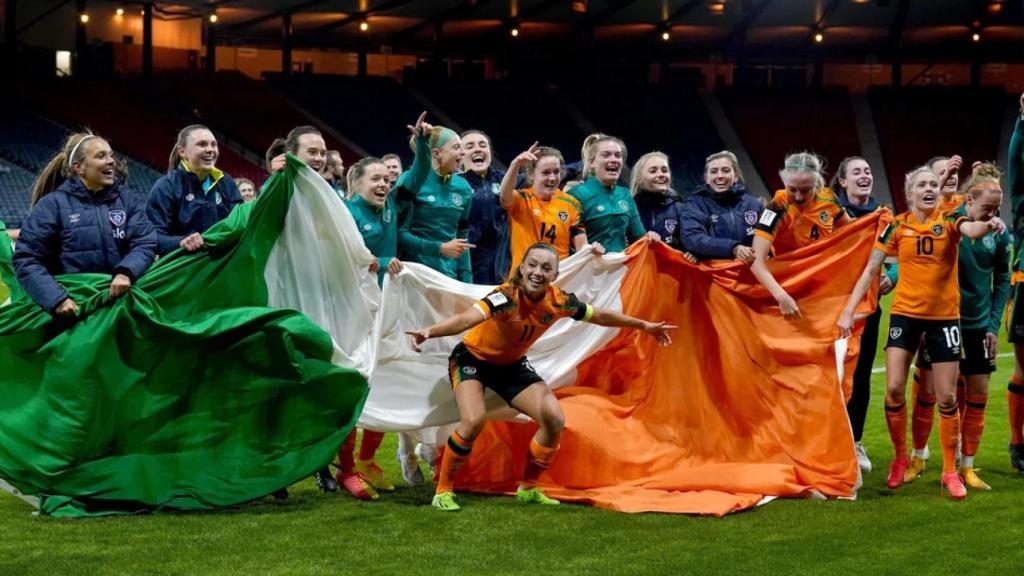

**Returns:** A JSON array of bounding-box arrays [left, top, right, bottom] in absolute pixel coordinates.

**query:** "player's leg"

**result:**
[[508, 381, 565, 506], [883, 315, 918, 489]]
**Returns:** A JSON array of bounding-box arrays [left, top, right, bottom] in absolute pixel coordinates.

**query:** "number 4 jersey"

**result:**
[[754, 188, 849, 254], [463, 282, 593, 365], [877, 211, 967, 320]]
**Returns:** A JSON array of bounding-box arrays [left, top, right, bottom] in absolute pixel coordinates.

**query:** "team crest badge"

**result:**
[[451, 193, 463, 207], [889, 327, 903, 340], [383, 209, 392, 223], [819, 212, 829, 223], [558, 211, 569, 223], [185, 193, 195, 202], [618, 200, 629, 211], [491, 183, 500, 195], [744, 211, 758, 225], [541, 314, 554, 325], [462, 366, 477, 376], [215, 192, 223, 205], [108, 209, 126, 228], [665, 219, 678, 234], [932, 224, 944, 236], [983, 235, 995, 249]]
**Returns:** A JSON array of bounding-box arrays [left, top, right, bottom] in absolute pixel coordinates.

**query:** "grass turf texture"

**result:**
[[3, 295, 1024, 576]]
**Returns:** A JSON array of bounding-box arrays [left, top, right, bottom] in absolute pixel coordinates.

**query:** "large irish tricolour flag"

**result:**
[[0, 156, 880, 516]]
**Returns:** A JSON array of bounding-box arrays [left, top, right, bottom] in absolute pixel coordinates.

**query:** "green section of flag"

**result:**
[[0, 157, 367, 517]]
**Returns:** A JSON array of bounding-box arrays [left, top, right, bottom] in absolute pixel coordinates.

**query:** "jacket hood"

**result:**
[[840, 193, 881, 217]]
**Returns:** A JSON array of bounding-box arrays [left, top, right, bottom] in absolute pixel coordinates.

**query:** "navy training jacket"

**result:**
[[679, 183, 764, 260], [146, 164, 242, 255]]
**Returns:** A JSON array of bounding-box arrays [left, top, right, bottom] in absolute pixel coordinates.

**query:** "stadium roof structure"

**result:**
[[152, 0, 1024, 60]]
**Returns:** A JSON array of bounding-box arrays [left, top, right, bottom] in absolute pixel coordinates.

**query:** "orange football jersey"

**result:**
[[463, 282, 591, 365], [754, 188, 850, 254], [506, 188, 585, 275], [877, 211, 966, 319]]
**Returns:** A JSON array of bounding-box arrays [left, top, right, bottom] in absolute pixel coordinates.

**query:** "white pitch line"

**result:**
[[870, 352, 1014, 374]]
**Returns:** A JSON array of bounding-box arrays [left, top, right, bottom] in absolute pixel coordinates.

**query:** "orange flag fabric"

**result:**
[[456, 213, 884, 515]]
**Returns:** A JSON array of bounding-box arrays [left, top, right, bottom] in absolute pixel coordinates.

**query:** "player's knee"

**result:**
[[462, 415, 485, 438], [540, 407, 564, 435], [886, 388, 905, 406], [937, 393, 957, 411]]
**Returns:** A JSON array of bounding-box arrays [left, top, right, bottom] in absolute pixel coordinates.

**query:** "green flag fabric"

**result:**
[[0, 156, 378, 517]]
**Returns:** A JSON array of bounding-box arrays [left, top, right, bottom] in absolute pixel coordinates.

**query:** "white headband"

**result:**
[[67, 135, 96, 167]]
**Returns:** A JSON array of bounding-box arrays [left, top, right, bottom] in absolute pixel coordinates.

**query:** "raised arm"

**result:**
[[500, 142, 538, 209], [959, 217, 1006, 240], [837, 248, 887, 337], [394, 112, 433, 195]]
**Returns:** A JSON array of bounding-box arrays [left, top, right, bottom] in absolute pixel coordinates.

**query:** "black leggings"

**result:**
[[847, 307, 881, 441]]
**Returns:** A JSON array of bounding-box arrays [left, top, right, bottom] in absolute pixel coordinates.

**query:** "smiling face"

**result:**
[[73, 138, 116, 190], [433, 136, 464, 175], [705, 158, 736, 193], [591, 140, 623, 186], [461, 132, 491, 175], [355, 163, 390, 208], [839, 158, 873, 202], [383, 157, 402, 185], [640, 156, 671, 193], [532, 155, 562, 199], [517, 247, 559, 298], [966, 184, 1003, 222], [907, 170, 940, 214], [295, 133, 327, 172], [782, 171, 817, 205], [180, 128, 219, 174], [238, 181, 256, 202]]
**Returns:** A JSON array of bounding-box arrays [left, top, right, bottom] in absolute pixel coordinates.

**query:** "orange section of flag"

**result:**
[[457, 213, 883, 515]]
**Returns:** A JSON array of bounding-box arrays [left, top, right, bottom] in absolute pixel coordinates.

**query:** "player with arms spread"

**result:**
[[407, 243, 675, 511]]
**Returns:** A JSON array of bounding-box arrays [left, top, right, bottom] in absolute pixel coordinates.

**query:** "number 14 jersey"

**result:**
[[877, 211, 966, 320], [506, 187, 586, 275]]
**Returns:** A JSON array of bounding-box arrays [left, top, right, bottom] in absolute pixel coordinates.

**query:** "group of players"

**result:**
[[4, 92, 1024, 510]]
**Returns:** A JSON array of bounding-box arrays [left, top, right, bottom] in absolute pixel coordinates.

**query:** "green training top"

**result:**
[[568, 175, 646, 253], [1009, 116, 1024, 274], [955, 204, 1011, 334], [395, 135, 474, 282], [346, 193, 397, 287]]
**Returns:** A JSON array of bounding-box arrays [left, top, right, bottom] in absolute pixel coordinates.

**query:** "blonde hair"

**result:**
[[960, 163, 1002, 198], [779, 151, 825, 190], [346, 157, 385, 198], [583, 135, 628, 181], [704, 150, 744, 184], [630, 151, 669, 197], [30, 132, 114, 206], [578, 133, 606, 180]]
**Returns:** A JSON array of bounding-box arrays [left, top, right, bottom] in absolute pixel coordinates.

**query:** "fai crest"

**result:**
[[983, 235, 995, 249], [889, 327, 903, 340], [451, 193, 464, 207], [558, 211, 569, 223], [618, 199, 629, 211], [932, 224, 944, 236], [665, 219, 678, 234], [541, 314, 554, 325], [819, 212, 829, 223], [744, 211, 758, 226], [383, 209, 393, 223], [109, 209, 126, 228]]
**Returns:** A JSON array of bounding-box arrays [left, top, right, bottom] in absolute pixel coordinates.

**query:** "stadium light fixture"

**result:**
[[814, 31, 824, 43], [972, 32, 981, 42], [209, 13, 218, 24], [359, 19, 370, 32], [708, 2, 725, 14], [79, 13, 89, 24], [987, 2, 1002, 14], [572, 0, 588, 14], [511, 26, 520, 37], [116, 8, 125, 16], [661, 30, 671, 41]]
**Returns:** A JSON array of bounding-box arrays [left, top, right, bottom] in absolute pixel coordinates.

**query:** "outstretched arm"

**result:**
[[837, 248, 887, 337], [588, 307, 676, 346], [959, 217, 1006, 240], [500, 142, 538, 209], [407, 306, 487, 351]]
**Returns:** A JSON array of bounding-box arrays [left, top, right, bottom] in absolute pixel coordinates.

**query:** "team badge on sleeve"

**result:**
[[618, 200, 629, 211], [109, 209, 126, 227], [983, 235, 995, 249], [744, 211, 758, 225]]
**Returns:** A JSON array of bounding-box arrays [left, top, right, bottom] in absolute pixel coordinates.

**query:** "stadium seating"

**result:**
[[718, 86, 861, 197], [0, 160, 35, 228], [869, 87, 1005, 213], [152, 70, 358, 165]]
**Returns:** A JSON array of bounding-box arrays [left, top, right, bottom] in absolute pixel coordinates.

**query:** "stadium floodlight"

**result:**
[[572, 0, 588, 14], [209, 13, 218, 24], [972, 32, 981, 42], [987, 1, 1002, 14], [708, 2, 725, 14], [814, 32, 824, 43], [79, 13, 89, 23], [116, 8, 124, 16], [661, 31, 670, 41], [359, 19, 370, 32]]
